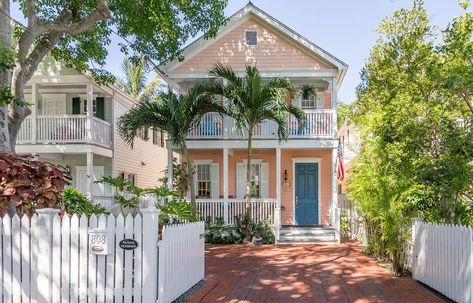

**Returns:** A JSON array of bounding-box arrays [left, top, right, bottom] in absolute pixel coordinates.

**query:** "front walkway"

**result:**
[[187, 241, 445, 303]]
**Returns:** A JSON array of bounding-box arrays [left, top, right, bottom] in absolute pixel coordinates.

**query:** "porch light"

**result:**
[[282, 170, 290, 187]]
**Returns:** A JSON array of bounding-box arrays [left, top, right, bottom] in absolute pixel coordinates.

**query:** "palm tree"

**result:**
[[206, 63, 305, 241], [116, 56, 162, 102], [117, 83, 223, 205]]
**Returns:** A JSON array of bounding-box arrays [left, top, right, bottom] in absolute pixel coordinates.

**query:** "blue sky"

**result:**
[[11, 0, 466, 103]]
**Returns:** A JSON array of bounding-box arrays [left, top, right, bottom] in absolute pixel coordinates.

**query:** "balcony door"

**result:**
[[42, 94, 66, 115]]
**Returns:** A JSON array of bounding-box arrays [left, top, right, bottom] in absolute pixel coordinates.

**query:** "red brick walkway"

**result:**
[[187, 241, 445, 303]]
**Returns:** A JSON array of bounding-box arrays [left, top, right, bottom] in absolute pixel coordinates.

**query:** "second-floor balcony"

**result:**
[[188, 109, 335, 140], [17, 115, 113, 148]]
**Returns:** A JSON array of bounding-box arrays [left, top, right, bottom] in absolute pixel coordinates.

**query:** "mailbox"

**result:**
[[88, 228, 112, 255]]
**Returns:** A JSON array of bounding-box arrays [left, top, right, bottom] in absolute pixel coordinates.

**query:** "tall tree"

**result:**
[[117, 83, 223, 206], [348, 0, 473, 274], [0, 0, 227, 152], [207, 64, 305, 242], [116, 56, 161, 102]]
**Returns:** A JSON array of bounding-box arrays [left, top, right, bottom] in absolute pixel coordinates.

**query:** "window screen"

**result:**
[[196, 164, 211, 198], [245, 31, 258, 46]]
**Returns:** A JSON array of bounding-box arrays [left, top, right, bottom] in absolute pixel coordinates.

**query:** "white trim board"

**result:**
[[291, 157, 322, 225]]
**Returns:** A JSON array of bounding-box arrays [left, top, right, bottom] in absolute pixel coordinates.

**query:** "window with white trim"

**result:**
[[83, 99, 97, 114], [300, 95, 316, 109], [245, 30, 258, 46], [196, 164, 211, 198], [250, 163, 261, 198]]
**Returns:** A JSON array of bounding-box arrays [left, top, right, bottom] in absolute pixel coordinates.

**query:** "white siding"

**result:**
[[113, 101, 167, 188]]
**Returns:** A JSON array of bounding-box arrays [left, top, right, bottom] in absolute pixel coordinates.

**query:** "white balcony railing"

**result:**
[[17, 115, 112, 147], [196, 198, 277, 225], [187, 110, 335, 139]]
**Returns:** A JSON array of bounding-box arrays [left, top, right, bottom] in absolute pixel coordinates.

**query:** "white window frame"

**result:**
[[245, 30, 258, 46], [194, 160, 213, 199]]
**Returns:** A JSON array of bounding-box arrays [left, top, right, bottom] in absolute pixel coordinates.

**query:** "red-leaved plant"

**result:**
[[0, 153, 72, 216]]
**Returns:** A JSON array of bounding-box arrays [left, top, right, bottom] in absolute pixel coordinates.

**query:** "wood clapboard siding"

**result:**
[[175, 19, 334, 73], [113, 101, 167, 188]]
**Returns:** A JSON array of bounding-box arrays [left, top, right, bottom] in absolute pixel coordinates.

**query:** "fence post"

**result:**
[[35, 208, 59, 303], [274, 206, 280, 241], [335, 207, 341, 244], [141, 208, 160, 303]]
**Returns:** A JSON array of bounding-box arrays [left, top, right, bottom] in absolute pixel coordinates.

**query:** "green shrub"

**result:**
[[253, 218, 275, 244], [157, 198, 199, 224], [204, 217, 241, 244], [63, 188, 109, 216], [340, 212, 351, 238]]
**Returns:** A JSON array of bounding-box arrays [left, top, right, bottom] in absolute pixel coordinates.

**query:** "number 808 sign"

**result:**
[[88, 229, 112, 255]]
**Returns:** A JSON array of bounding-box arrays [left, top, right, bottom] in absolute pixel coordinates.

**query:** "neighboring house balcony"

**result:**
[[17, 115, 112, 148]]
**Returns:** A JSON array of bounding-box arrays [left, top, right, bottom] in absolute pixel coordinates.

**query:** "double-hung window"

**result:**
[[196, 164, 211, 198]]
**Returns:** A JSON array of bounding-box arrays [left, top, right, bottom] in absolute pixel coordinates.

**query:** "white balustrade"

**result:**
[[188, 110, 335, 139], [92, 117, 113, 147], [196, 198, 277, 225], [17, 115, 112, 147]]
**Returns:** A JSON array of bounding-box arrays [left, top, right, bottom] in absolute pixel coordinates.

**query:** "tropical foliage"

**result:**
[[158, 157, 189, 198], [205, 63, 305, 242], [117, 84, 223, 205], [116, 57, 162, 102], [348, 0, 473, 274], [205, 216, 275, 244], [0, 153, 71, 216], [63, 188, 109, 216]]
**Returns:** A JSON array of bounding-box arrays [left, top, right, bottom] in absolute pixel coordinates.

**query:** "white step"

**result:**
[[277, 226, 337, 244]]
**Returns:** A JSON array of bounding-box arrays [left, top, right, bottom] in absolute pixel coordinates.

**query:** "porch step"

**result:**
[[277, 226, 337, 244]]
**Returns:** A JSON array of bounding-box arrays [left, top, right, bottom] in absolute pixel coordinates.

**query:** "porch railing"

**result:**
[[187, 110, 335, 139], [196, 198, 277, 225], [17, 115, 112, 147]]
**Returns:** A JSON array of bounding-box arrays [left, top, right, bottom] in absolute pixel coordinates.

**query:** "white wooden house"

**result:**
[[16, 56, 168, 208]]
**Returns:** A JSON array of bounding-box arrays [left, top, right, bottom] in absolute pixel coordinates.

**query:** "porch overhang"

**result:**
[[170, 139, 338, 150], [16, 144, 113, 158]]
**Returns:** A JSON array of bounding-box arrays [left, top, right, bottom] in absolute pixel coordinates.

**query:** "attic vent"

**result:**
[[245, 30, 258, 46]]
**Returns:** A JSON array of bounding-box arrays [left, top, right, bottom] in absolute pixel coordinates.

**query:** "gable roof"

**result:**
[[160, 2, 348, 84]]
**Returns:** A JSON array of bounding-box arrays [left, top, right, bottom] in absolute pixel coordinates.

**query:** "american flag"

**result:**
[[337, 142, 345, 181]]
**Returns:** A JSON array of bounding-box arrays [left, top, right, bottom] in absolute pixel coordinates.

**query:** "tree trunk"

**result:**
[[10, 70, 31, 153], [184, 147, 196, 206], [0, 0, 12, 152], [244, 130, 253, 243]]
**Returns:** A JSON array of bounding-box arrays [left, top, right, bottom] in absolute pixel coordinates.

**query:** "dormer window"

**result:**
[[245, 30, 258, 46]]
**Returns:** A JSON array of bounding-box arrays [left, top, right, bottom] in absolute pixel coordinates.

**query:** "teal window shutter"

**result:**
[[96, 97, 105, 120], [72, 97, 81, 114]]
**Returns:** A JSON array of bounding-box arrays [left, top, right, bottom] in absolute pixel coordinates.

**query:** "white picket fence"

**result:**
[[0, 208, 204, 303], [158, 223, 205, 303], [412, 220, 473, 303]]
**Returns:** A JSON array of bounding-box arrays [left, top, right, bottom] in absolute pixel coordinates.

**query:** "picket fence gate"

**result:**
[[412, 220, 473, 303], [0, 208, 205, 303]]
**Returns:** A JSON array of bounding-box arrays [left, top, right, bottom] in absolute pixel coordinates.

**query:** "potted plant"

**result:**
[[300, 84, 315, 99]]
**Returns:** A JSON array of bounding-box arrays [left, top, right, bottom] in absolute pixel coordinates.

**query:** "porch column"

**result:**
[[86, 84, 94, 143], [31, 82, 37, 144], [86, 151, 94, 199], [332, 147, 338, 226], [276, 148, 281, 208], [223, 148, 229, 224], [167, 146, 173, 190]]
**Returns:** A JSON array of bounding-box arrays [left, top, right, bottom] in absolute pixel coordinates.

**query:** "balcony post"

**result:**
[[31, 82, 37, 144], [86, 84, 93, 143], [86, 151, 94, 199], [331, 77, 338, 137], [223, 148, 229, 224]]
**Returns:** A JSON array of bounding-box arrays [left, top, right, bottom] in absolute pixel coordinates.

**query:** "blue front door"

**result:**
[[295, 163, 318, 225]]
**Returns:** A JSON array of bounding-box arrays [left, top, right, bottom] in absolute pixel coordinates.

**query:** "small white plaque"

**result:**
[[88, 228, 112, 255]]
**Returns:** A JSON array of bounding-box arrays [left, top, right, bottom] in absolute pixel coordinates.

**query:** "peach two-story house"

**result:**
[[160, 3, 347, 228]]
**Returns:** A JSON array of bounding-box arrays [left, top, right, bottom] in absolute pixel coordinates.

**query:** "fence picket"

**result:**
[[62, 215, 71, 303], [3, 215, 12, 303], [20, 215, 30, 303], [105, 215, 116, 303], [114, 215, 125, 303], [70, 215, 80, 303], [96, 215, 107, 303], [133, 215, 143, 303], [11, 215, 21, 303], [78, 215, 88, 303], [123, 214, 134, 302], [87, 215, 98, 303]]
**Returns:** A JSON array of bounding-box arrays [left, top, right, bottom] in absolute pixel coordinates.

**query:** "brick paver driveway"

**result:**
[[187, 241, 445, 303]]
